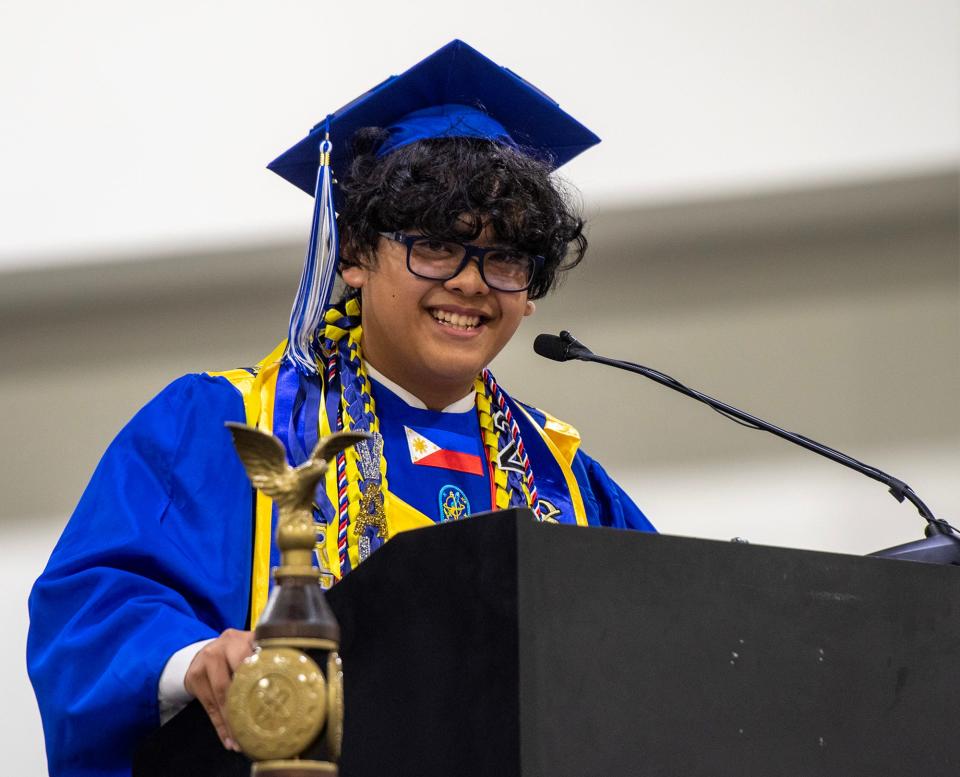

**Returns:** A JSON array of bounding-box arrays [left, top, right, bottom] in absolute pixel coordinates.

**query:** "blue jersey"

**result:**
[[371, 377, 493, 523]]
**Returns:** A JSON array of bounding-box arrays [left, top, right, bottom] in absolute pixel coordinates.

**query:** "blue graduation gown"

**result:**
[[28, 372, 652, 777]]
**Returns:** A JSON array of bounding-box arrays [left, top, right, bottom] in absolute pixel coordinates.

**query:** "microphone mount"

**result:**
[[547, 330, 956, 544]]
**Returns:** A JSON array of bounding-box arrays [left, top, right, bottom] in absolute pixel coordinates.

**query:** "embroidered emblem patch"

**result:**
[[495, 438, 526, 475], [491, 409, 511, 436], [537, 498, 561, 522], [353, 481, 387, 539], [358, 535, 372, 561], [438, 485, 471, 522], [357, 433, 384, 480]]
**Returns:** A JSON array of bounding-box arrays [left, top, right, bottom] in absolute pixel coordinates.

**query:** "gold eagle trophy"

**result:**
[[224, 422, 369, 777]]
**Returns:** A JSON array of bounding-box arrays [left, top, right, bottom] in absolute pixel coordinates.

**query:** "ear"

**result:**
[[341, 264, 368, 289], [523, 300, 536, 317]]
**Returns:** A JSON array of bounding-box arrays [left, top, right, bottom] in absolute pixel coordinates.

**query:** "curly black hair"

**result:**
[[336, 128, 587, 300]]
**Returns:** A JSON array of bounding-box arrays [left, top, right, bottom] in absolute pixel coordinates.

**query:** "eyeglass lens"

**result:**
[[409, 239, 534, 291]]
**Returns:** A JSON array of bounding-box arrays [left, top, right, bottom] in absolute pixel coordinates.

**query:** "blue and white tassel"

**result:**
[[285, 131, 339, 374]]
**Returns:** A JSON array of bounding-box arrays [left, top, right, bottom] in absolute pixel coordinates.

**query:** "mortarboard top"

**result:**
[[268, 39, 600, 197]]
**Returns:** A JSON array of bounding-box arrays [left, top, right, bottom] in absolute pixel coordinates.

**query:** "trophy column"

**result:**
[[224, 424, 367, 777]]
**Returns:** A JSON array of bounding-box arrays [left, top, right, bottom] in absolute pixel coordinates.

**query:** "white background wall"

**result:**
[[1, 2, 958, 775], [0, 0, 957, 267]]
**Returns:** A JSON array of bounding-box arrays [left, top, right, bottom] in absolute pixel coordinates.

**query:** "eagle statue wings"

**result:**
[[226, 422, 370, 519]]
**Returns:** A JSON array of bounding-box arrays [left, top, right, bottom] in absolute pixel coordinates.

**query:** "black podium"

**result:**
[[136, 509, 960, 776]]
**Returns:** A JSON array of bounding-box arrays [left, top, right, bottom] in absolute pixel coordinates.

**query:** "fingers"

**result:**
[[223, 629, 256, 672], [206, 652, 235, 750], [184, 628, 255, 752], [197, 672, 236, 752]]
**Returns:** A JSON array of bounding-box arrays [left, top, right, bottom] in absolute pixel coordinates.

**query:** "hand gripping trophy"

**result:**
[[224, 422, 369, 777]]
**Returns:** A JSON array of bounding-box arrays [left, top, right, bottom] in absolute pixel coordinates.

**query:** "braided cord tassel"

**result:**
[[341, 326, 383, 459], [329, 352, 350, 576], [320, 296, 361, 348], [481, 368, 543, 520], [317, 301, 364, 576], [319, 299, 360, 578], [475, 377, 513, 510], [285, 134, 339, 374], [340, 334, 366, 545], [339, 326, 390, 565], [335, 447, 349, 573]]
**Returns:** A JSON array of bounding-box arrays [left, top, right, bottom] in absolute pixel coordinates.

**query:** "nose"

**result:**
[[443, 256, 489, 295]]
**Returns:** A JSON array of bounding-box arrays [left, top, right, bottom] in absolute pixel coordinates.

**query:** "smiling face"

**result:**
[[341, 223, 536, 409]]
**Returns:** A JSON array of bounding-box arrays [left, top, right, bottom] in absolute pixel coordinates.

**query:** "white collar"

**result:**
[[364, 362, 476, 414]]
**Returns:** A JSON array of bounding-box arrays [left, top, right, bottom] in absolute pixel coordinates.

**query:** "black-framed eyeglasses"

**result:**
[[379, 231, 543, 293]]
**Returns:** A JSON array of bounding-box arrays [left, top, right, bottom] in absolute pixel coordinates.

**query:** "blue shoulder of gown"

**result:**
[[520, 404, 655, 532], [571, 449, 656, 532], [27, 373, 253, 777]]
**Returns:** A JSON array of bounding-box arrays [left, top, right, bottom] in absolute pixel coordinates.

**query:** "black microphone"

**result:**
[[534, 329, 958, 562], [532, 333, 572, 362], [532, 332, 591, 362]]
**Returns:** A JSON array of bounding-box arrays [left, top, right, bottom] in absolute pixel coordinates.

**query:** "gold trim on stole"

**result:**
[[209, 340, 285, 627]]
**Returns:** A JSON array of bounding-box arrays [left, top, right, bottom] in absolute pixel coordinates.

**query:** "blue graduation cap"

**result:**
[[272, 39, 600, 375]]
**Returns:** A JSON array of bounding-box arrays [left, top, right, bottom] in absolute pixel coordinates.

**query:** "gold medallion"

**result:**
[[227, 647, 327, 761], [326, 652, 344, 760]]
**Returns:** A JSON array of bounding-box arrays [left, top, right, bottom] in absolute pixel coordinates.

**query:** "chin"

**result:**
[[426, 355, 487, 386]]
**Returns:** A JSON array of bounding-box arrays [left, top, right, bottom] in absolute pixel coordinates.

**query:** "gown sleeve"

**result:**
[[572, 449, 656, 532], [27, 373, 255, 777]]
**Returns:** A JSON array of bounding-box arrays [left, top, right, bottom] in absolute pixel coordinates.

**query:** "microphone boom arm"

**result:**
[[555, 331, 953, 538]]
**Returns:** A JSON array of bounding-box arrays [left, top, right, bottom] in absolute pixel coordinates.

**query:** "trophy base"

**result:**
[[253, 760, 337, 777]]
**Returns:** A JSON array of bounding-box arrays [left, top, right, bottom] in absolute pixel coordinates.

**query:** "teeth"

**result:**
[[431, 309, 482, 330]]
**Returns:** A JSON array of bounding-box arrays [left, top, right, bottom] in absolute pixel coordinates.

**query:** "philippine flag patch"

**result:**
[[404, 425, 485, 476]]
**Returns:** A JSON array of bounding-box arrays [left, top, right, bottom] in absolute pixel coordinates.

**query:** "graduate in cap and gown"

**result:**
[[27, 40, 655, 777]]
